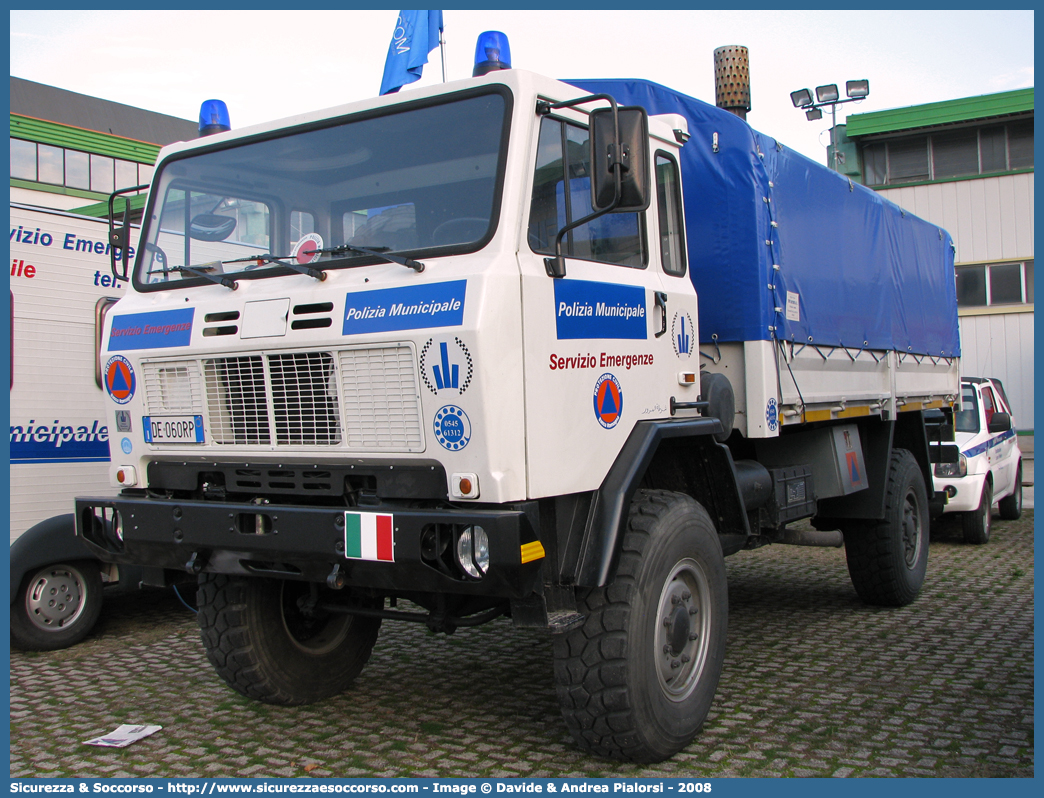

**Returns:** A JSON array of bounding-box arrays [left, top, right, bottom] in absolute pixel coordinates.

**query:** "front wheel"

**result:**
[[962, 481, 993, 544], [998, 465, 1023, 520], [552, 490, 728, 763], [197, 574, 381, 705], [843, 449, 929, 606], [10, 560, 103, 651]]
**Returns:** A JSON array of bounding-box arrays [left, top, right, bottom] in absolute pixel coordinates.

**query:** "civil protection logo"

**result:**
[[593, 373, 623, 429], [104, 355, 136, 405]]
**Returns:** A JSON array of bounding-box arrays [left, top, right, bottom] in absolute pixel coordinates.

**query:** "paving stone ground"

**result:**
[[10, 511, 1033, 779]]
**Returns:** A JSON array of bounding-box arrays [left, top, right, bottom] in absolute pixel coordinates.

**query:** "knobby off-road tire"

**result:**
[[197, 574, 381, 705], [998, 464, 1022, 521], [552, 490, 728, 763], [10, 560, 104, 651], [962, 481, 993, 544], [843, 449, 929, 606]]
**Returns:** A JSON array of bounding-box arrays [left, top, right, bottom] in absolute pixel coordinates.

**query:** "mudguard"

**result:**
[[10, 514, 97, 603]]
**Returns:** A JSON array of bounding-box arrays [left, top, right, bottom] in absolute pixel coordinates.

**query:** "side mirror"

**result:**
[[987, 412, 1012, 433], [589, 105, 650, 213]]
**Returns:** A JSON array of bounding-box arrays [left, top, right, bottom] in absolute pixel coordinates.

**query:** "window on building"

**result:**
[[66, 149, 90, 190], [888, 136, 930, 183], [955, 260, 1034, 308], [37, 144, 65, 185], [861, 119, 1033, 186], [931, 129, 978, 179], [9, 138, 152, 194], [10, 139, 36, 180]]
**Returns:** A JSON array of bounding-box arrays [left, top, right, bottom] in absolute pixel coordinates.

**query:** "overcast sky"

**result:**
[[9, 9, 1035, 164]]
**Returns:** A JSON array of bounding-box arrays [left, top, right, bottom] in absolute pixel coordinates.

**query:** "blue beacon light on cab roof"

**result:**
[[473, 31, 511, 77]]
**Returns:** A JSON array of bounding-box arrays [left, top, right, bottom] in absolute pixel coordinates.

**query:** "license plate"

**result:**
[[143, 415, 205, 444]]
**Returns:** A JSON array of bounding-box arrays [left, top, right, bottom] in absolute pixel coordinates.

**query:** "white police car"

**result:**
[[933, 377, 1023, 543]]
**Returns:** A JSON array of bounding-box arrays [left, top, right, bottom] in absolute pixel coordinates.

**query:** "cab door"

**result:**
[[518, 110, 685, 500]]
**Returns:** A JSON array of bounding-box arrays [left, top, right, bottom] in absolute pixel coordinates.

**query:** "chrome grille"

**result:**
[[268, 352, 341, 445], [204, 356, 270, 445], [339, 345, 423, 451]]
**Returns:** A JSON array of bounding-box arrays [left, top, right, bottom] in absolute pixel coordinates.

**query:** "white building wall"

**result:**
[[876, 172, 1034, 432], [955, 310, 1034, 432], [10, 185, 90, 211]]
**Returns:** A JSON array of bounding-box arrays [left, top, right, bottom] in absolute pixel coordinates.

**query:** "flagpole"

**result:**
[[440, 28, 447, 82]]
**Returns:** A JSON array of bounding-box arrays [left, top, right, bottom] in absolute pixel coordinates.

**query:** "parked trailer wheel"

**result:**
[[998, 464, 1022, 521], [962, 481, 993, 545], [197, 574, 381, 705], [10, 560, 103, 651], [552, 490, 728, 763], [843, 449, 929, 606]]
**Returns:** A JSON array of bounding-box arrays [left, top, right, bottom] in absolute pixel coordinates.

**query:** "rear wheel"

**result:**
[[10, 560, 103, 651], [962, 481, 993, 544], [843, 449, 929, 606], [552, 490, 728, 763], [998, 465, 1023, 520], [197, 574, 381, 705]]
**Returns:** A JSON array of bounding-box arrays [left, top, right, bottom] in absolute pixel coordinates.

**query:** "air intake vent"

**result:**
[[142, 361, 204, 414], [203, 310, 241, 337], [339, 345, 423, 451], [291, 302, 333, 331]]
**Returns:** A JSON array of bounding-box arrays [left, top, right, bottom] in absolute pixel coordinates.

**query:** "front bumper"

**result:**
[[75, 494, 544, 599], [932, 472, 988, 514]]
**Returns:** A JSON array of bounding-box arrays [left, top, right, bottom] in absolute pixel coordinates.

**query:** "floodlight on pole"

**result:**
[[790, 88, 813, 108], [816, 84, 840, 103], [789, 78, 870, 171]]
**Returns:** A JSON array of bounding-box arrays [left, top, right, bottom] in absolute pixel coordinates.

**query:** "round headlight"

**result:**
[[456, 526, 489, 579]]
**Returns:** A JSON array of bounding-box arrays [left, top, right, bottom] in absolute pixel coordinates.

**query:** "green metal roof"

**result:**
[[846, 88, 1033, 137], [10, 114, 162, 163]]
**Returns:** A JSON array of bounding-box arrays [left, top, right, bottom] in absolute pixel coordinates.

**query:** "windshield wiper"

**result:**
[[222, 253, 326, 281], [317, 244, 425, 273], [176, 264, 238, 290]]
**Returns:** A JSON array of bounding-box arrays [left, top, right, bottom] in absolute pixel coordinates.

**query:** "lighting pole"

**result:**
[[790, 81, 869, 172]]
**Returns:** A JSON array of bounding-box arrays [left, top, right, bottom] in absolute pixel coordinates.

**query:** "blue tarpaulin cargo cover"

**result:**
[[568, 79, 960, 357]]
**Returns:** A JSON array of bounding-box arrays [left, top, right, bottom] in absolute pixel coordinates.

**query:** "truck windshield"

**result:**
[[136, 89, 509, 287]]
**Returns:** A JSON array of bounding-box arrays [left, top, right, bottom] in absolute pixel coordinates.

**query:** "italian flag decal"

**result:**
[[344, 512, 395, 562]]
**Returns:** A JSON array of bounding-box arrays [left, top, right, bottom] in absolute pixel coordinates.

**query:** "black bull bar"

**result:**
[[75, 494, 544, 598]]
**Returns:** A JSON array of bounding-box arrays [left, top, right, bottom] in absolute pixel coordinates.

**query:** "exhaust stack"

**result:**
[[714, 45, 751, 120]]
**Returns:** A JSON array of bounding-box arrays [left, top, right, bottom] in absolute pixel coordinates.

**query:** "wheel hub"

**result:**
[[901, 489, 922, 568], [655, 558, 711, 702], [25, 568, 86, 630], [667, 605, 691, 656]]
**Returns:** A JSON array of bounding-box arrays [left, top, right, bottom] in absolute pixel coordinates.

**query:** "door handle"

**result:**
[[654, 291, 668, 338]]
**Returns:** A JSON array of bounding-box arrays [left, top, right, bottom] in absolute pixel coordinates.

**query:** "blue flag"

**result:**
[[379, 10, 444, 96]]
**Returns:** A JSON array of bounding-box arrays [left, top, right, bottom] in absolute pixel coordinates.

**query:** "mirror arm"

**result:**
[[538, 94, 626, 279], [107, 184, 148, 284]]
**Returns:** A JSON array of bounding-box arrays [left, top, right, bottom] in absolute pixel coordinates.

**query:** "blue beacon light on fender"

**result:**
[[198, 100, 231, 136], [473, 31, 511, 77]]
